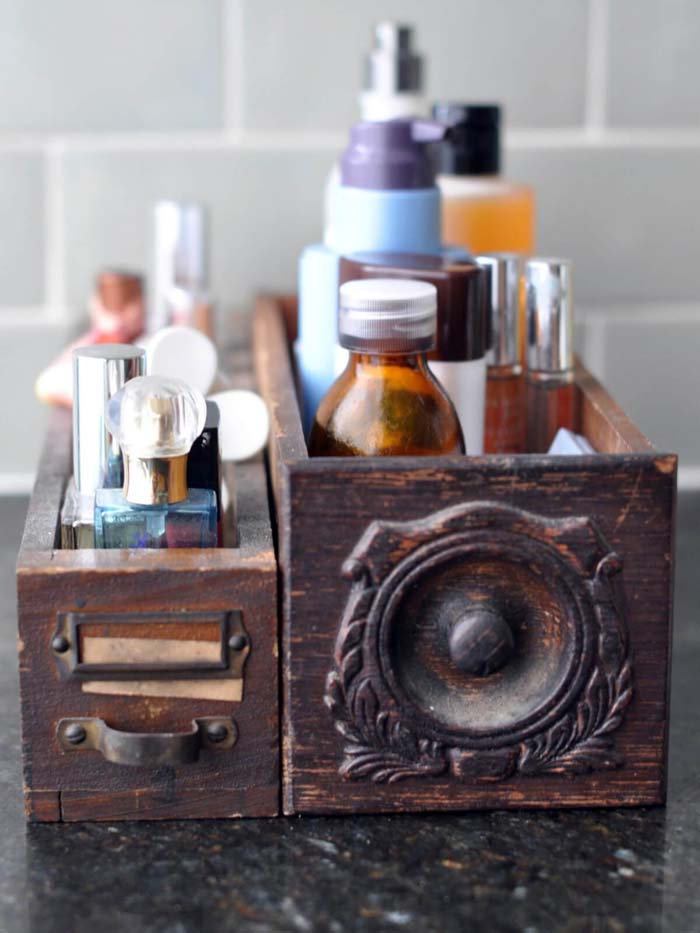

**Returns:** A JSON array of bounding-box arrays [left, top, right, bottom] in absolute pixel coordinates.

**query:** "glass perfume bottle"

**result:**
[[95, 376, 217, 549], [525, 258, 579, 453], [477, 254, 527, 454], [309, 279, 465, 457]]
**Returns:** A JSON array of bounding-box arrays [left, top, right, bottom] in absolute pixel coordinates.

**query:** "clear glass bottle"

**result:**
[[95, 375, 217, 549], [525, 258, 579, 453], [309, 279, 464, 457]]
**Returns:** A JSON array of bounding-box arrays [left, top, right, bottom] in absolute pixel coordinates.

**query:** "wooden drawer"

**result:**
[[16, 350, 278, 822], [253, 295, 676, 816]]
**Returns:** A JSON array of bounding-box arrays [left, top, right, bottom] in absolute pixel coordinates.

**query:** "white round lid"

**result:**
[[142, 325, 218, 395]]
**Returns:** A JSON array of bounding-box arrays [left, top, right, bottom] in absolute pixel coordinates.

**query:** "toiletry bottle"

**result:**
[[477, 254, 526, 454], [94, 376, 217, 549], [36, 269, 145, 407], [322, 23, 426, 242], [187, 399, 223, 542], [525, 258, 578, 453], [433, 104, 535, 255], [61, 344, 146, 549], [339, 252, 489, 453], [152, 202, 215, 340], [309, 279, 464, 457], [299, 118, 462, 430]]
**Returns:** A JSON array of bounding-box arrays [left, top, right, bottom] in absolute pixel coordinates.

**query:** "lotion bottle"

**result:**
[[298, 118, 458, 430], [434, 104, 535, 256]]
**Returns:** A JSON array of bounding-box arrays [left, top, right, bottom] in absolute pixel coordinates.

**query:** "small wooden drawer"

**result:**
[[16, 351, 278, 822], [253, 295, 677, 816]]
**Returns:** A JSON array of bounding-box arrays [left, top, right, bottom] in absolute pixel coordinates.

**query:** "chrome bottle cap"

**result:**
[[364, 23, 423, 95], [525, 258, 574, 373], [476, 254, 522, 367], [72, 344, 146, 494]]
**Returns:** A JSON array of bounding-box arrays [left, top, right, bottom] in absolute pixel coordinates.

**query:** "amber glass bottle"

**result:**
[[525, 258, 579, 453], [477, 254, 526, 454], [309, 279, 464, 457]]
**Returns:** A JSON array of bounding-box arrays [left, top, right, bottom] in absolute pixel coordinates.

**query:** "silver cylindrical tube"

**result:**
[[476, 254, 522, 368], [525, 258, 574, 373], [73, 344, 146, 494], [364, 23, 423, 95]]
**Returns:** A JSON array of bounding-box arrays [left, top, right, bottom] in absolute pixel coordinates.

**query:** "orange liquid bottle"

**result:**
[[433, 104, 535, 255], [309, 279, 464, 458]]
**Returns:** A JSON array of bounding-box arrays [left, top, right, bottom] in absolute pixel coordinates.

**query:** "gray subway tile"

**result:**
[[240, 0, 588, 130], [0, 153, 44, 306], [0, 0, 222, 132], [582, 309, 700, 466], [608, 0, 700, 127], [507, 145, 700, 303], [0, 322, 72, 474], [61, 147, 333, 316]]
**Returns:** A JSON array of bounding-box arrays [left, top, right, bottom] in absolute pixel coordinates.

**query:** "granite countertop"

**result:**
[[1, 495, 698, 932]]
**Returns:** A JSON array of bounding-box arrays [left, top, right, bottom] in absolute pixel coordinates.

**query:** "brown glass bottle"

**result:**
[[309, 279, 464, 457]]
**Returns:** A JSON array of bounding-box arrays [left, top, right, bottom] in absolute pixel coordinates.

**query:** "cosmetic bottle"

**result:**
[[299, 118, 465, 430], [309, 279, 464, 457], [152, 201, 215, 340], [477, 254, 526, 454], [322, 23, 426, 243], [61, 344, 146, 549], [525, 258, 578, 453], [433, 104, 535, 255], [339, 252, 489, 453], [36, 269, 145, 407], [361, 22, 425, 121], [187, 400, 222, 543], [94, 376, 217, 549]]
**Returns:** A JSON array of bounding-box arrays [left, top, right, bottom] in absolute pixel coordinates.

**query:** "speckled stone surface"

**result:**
[[1, 495, 699, 932]]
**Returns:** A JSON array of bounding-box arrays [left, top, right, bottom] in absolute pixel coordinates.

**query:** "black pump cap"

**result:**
[[431, 103, 501, 176]]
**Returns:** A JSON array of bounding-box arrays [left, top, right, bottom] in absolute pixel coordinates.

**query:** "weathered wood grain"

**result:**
[[253, 296, 676, 817], [16, 327, 279, 822]]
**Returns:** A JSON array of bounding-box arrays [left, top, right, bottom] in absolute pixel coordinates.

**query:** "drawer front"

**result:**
[[284, 457, 674, 814], [18, 567, 278, 820]]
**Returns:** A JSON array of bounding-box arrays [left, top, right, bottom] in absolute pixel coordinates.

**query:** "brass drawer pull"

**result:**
[[448, 606, 514, 677], [56, 717, 237, 767]]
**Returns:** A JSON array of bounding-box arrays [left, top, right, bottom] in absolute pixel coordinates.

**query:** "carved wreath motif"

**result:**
[[324, 502, 633, 784]]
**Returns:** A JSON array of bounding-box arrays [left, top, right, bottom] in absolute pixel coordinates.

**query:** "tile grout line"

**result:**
[[584, 0, 609, 133], [222, 0, 244, 131], [3, 126, 700, 156]]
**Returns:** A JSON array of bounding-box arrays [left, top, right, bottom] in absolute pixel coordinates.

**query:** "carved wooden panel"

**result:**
[[326, 502, 633, 785]]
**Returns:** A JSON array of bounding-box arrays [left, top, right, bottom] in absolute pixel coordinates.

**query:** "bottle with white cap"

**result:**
[[308, 279, 464, 457], [525, 258, 578, 453], [94, 376, 217, 549]]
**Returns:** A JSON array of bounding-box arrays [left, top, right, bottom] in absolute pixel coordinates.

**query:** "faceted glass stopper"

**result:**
[[107, 375, 207, 459]]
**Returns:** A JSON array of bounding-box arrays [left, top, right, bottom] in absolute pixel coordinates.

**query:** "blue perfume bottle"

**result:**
[[95, 376, 217, 549]]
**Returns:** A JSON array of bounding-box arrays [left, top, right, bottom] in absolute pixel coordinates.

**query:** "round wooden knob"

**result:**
[[448, 607, 514, 677]]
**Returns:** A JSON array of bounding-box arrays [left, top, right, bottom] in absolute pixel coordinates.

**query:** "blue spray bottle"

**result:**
[[297, 119, 468, 430]]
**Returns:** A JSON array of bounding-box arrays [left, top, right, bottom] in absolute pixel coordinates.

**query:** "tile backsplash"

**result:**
[[0, 0, 698, 485]]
